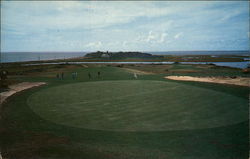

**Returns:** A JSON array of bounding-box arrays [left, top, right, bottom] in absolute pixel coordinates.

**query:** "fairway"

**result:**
[[28, 80, 247, 131]]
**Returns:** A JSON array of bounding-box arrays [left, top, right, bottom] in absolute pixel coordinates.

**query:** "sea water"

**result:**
[[0, 52, 87, 63]]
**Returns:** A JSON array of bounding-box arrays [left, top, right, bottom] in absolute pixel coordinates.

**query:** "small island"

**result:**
[[84, 51, 163, 60]]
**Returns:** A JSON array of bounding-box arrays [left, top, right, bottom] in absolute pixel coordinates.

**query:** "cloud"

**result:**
[[1, 1, 249, 52], [174, 32, 183, 39], [84, 41, 102, 48], [158, 33, 168, 43], [137, 31, 169, 44], [1, 1, 179, 31], [146, 31, 156, 42], [221, 10, 242, 21], [122, 41, 128, 47]]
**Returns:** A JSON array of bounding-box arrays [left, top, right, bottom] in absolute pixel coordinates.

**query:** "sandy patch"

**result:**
[[81, 64, 88, 68], [122, 68, 154, 75], [165, 76, 249, 87], [0, 82, 46, 104]]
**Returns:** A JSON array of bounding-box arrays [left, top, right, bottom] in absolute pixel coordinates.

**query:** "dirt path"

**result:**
[[165, 76, 249, 87], [0, 82, 46, 104], [122, 68, 154, 75]]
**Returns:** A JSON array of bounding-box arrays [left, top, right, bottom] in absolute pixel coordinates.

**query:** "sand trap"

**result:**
[[165, 76, 249, 87], [0, 82, 46, 104]]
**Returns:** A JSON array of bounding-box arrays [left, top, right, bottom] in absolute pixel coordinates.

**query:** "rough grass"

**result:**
[[121, 63, 248, 77]]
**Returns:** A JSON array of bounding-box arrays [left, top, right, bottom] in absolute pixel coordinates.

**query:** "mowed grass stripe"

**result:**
[[81, 91, 177, 123], [51, 85, 179, 121], [28, 80, 248, 131]]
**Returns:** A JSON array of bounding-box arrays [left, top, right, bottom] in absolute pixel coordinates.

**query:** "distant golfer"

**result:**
[[75, 72, 78, 78], [72, 72, 75, 79], [134, 73, 138, 79], [88, 72, 91, 79], [98, 71, 101, 78], [61, 72, 64, 79]]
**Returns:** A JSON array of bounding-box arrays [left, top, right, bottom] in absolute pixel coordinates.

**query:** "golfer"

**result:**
[[134, 73, 138, 79], [61, 72, 64, 79], [72, 72, 75, 79]]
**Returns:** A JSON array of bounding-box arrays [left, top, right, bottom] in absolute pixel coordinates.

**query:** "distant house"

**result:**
[[101, 53, 110, 58]]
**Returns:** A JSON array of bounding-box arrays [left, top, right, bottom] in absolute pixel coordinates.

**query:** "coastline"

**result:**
[[1, 52, 249, 69]]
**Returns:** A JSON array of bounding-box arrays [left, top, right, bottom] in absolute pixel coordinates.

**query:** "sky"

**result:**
[[1, 1, 249, 52]]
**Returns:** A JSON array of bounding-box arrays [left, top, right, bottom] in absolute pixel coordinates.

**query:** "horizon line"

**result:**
[[1, 50, 249, 53]]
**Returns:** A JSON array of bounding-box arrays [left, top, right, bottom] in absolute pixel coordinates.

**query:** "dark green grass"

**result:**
[[0, 65, 249, 159]]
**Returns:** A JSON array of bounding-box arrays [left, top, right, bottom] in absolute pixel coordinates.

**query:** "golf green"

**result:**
[[28, 80, 247, 131]]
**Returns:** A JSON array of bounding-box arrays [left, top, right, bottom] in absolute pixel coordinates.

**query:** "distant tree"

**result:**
[[0, 70, 9, 89], [0, 70, 8, 80]]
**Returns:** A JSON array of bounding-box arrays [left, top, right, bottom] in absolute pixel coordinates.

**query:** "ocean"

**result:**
[[148, 50, 249, 55], [0, 52, 87, 63]]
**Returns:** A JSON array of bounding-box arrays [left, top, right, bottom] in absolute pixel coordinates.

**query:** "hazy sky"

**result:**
[[1, 1, 249, 52]]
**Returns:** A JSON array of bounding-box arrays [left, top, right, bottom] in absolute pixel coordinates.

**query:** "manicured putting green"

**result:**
[[28, 80, 247, 131]]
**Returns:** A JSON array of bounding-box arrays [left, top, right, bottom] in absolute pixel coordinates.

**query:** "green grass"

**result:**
[[0, 65, 249, 159], [28, 80, 247, 131], [170, 64, 201, 70]]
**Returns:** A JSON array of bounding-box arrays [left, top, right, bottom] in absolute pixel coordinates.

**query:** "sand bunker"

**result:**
[[0, 82, 46, 104], [165, 76, 249, 87]]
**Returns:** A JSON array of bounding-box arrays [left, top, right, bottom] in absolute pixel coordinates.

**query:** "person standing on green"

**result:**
[[98, 71, 101, 78]]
